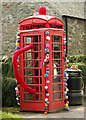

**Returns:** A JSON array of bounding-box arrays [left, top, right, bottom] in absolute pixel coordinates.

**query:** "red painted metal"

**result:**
[[19, 13, 64, 111]]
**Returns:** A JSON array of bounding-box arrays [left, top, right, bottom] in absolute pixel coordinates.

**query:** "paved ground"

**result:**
[[17, 105, 85, 119]]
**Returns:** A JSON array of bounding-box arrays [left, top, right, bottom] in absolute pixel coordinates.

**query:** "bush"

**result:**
[[2, 77, 17, 107], [1, 57, 18, 107], [2, 57, 14, 78], [68, 55, 86, 63]]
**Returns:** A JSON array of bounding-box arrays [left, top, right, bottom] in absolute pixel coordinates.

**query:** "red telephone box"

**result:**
[[14, 7, 65, 112]]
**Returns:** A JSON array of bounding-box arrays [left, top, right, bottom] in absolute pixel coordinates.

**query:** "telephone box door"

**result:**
[[48, 30, 64, 111], [20, 31, 45, 111]]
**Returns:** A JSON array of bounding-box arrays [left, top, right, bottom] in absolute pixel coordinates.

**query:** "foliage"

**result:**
[[2, 77, 17, 107], [0, 111, 23, 119], [67, 55, 86, 63], [2, 57, 14, 78]]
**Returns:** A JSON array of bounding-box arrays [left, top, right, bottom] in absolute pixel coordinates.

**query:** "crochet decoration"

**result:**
[[13, 44, 36, 95]]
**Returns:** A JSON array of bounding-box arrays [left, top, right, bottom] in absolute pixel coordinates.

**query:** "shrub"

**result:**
[[68, 55, 86, 63], [2, 57, 14, 78], [2, 77, 17, 107]]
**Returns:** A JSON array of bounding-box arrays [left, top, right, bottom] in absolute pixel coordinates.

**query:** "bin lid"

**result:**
[[65, 65, 81, 73], [68, 91, 83, 97], [65, 68, 81, 72]]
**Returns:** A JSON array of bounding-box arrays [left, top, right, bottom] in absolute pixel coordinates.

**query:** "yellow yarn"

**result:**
[[45, 103, 48, 107], [65, 103, 68, 107], [71, 65, 76, 69], [44, 112, 47, 114], [16, 43, 19, 46]]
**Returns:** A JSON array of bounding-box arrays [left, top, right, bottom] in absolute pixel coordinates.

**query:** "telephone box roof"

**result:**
[[19, 14, 63, 24], [19, 7, 64, 31], [19, 6, 63, 24]]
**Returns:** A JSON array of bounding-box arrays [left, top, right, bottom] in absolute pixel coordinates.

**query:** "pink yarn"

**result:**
[[46, 43, 50, 48], [16, 90, 20, 94]]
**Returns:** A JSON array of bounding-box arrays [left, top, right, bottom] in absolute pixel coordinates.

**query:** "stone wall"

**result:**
[[1, 2, 85, 57], [2, 2, 62, 58], [63, 17, 85, 55]]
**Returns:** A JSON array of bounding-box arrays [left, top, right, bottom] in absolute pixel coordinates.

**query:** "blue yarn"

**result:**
[[45, 51, 47, 54], [66, 77, 69, 80], [46, 31, 49, 35], [47, 51, 50, 54], [64, 72, 67, 75], [58, 71, 60, 74], [65, 68, 69, 71], [46, 81, 50, 83], [45, 90, 48, 93], [44, 74, 48, 78], [64, 30, 66, 33], [46, 71, 49, 74], [45, 48, 49, 52], [46, 101, 49, 104], [45, 106, 48, 110]]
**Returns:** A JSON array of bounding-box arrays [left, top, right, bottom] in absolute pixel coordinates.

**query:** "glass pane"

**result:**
[[23, 44, 25, 47], [26, 52, 38, 59], [40, 94, 42, 101], [52, 44, 60, 51], [27, 94, 33, 100], [52, 76, 63, 83], [40, 86, 42, 92], [24, 77, 26, 82], [52, 76, 60, 83], [26, 36, 32, 43], [27, 77, 32, 84], [34, 36, 38, 43], [52, 60, 60, 67], [39, 35, 41, 42], [40, 76, 42, 84], [27, 77, 42, 85], [24, 93, 26, 100], [25, 35, 41, 43], [52, 36, 60, 43], [35, 94, 39, 101], [25, 61, 42, 68], [52, 52, 60, 59], [53, 68, 60, 75], [52, 84, 61, 92], [27, 85, 34, 89], [23, 36, 25, 43], [53, 92, 62, 100]]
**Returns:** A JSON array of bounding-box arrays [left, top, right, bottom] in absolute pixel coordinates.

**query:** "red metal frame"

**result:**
[[19, 15, 64, 111]]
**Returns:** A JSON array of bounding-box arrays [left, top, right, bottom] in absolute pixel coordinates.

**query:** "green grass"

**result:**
[[0, 111, 23, 120], [2, 107, 20, 111]]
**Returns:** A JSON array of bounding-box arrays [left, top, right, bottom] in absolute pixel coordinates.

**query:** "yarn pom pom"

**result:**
[[16, 90, 20, 94], [38, 6, 47, 15]]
